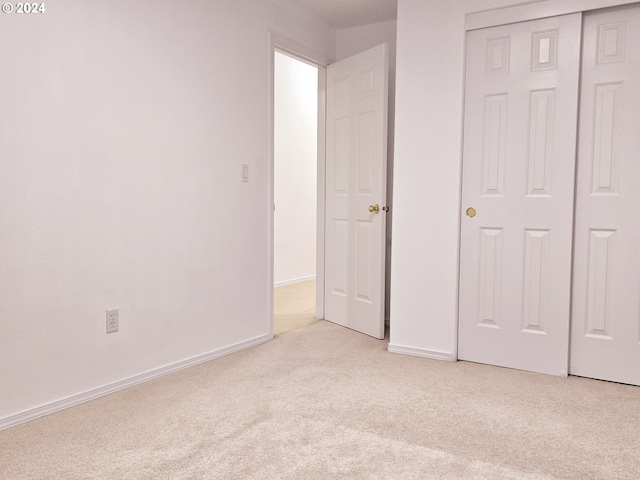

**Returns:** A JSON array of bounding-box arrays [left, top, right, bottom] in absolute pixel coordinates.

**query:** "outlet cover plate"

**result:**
[[106, 309, 119, 334]]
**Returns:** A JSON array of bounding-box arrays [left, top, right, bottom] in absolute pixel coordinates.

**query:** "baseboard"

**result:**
[[387, 343, 455, 362], [274, 275, 316, 288], [0, 334, 270, 431]]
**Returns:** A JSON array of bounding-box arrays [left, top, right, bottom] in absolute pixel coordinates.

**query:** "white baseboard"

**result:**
[[387, 343, 456, 362], [0, 334, 270, 431], [274, 275, 316, 288]]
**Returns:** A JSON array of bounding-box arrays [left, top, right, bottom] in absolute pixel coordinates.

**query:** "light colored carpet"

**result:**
[[273, 279, 317, 335], [1, 311, 639, 478]]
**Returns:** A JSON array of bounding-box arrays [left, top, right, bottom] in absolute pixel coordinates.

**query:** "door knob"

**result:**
[[466, 207, 477, 218], [368, 204, 380, 214]]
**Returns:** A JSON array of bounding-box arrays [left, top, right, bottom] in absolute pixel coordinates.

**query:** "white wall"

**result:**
[[336, 19, 397, 72], [389, 0, 635, 359], [274, 52, 318, 286], [336, 20, 397, 322], [0, 0, 335, 425]]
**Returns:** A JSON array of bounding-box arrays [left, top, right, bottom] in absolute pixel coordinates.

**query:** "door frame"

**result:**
[[268, 33, 330, 339], [466, 0, 637, 31]]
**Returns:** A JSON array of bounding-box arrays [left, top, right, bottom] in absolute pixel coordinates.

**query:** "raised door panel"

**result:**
[[482, 95, 508, 196], [527, 90, 555, 196], [522, 229, 550, 334]]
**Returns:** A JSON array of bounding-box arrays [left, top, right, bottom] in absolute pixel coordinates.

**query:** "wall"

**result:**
[[274, 52, 318, 286], [0, 0, 335, 426], [389, 0, 635, 359], [336, 20, 397, 322]]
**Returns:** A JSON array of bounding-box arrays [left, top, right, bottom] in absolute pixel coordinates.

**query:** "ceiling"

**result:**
[[288, 0, 398, 29]]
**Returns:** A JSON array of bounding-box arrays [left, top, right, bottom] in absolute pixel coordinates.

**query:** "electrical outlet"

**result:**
[[106, 309, 119, 334]]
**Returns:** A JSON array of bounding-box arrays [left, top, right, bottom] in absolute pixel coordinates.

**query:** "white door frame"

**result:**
[[268, 33, 330, 339]]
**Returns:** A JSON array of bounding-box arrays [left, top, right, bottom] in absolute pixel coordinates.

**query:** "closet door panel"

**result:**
[[459, 14, 582, 376], [570, 4, 640, 386]]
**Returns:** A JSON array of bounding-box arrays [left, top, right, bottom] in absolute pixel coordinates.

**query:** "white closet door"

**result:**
[[458, 14, 582, 376], [570, 5, 640, 386]]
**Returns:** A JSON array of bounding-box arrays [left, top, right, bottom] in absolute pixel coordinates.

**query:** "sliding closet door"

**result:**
[[570, 4, 640, 386], [458, 14, 582, 376]]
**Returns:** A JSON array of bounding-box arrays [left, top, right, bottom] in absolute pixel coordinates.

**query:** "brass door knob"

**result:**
[[368, 204, 380, 214], [466, 207, 477, 218]]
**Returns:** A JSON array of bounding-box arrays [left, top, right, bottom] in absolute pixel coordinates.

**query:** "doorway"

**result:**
[[269, 41, 389, 341], [273, 50, 320, 335]]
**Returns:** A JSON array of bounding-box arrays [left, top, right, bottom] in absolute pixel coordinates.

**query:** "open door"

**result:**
[[324, 44, 389, 339]]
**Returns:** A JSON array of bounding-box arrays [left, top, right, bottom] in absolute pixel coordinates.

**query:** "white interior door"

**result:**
[[458, 15, 582, 375], [570, 4, 640, 386], [324, 44, 389, 339]]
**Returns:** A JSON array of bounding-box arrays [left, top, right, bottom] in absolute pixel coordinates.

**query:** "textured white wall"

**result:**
[[389, 0, 633, 359], [336, 20, 397, 321], [274, 52, 318, 286], [0, 0, 335, 422]]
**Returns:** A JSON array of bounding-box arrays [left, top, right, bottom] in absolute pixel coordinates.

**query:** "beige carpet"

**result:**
[[1, 303, 639, 479], [273, 279, 317, 335]]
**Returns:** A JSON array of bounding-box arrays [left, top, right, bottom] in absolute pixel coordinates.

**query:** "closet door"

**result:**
[[570, 5, 640, 386], [458, 14, 582, 376]]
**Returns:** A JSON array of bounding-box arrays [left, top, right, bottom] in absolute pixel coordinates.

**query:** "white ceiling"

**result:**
[[288, 0, 398, 29]]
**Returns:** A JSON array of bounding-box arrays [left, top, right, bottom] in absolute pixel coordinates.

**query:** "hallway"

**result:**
[[274, 280, 317, 335]]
